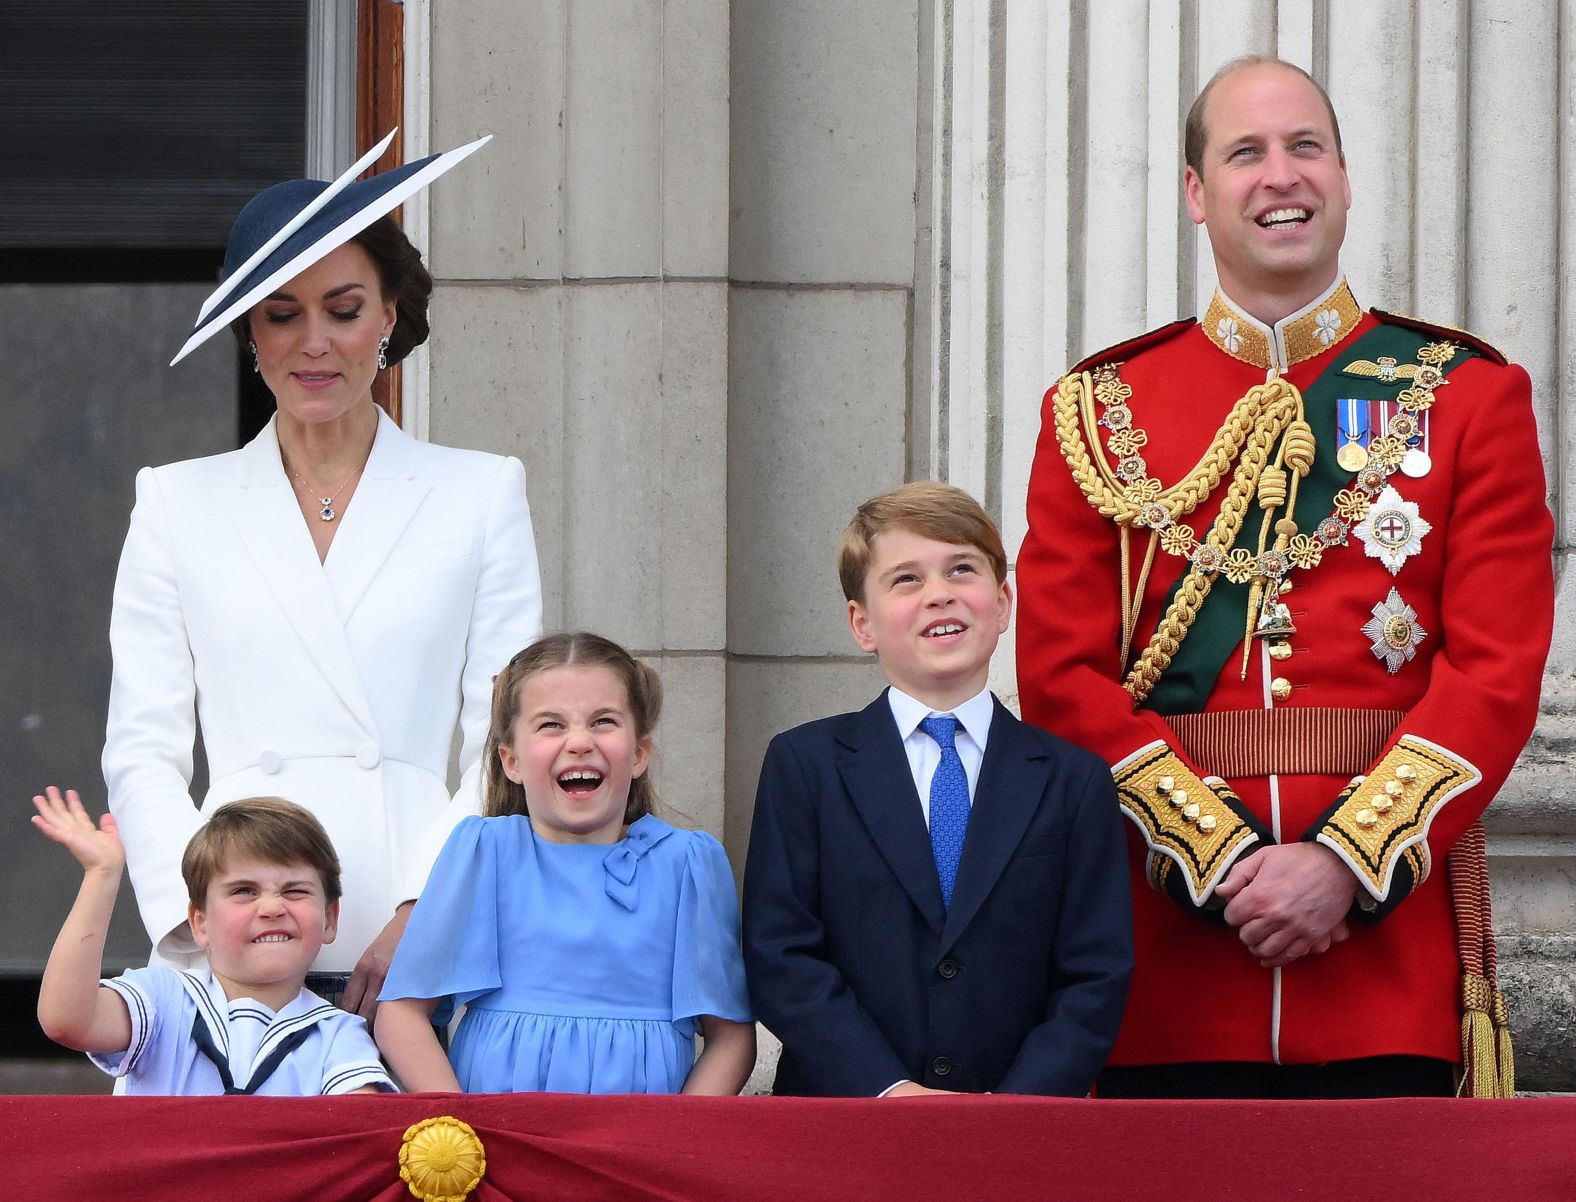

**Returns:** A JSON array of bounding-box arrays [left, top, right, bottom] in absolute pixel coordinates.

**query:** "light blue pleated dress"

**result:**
[[381, 812, 751, 1094]]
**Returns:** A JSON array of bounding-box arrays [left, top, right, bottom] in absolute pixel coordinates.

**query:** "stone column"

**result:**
[[420, 0, 733, 837]]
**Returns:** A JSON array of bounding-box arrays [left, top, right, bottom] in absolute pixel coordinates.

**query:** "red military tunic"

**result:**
[[1017, 277, 1553, 1067]]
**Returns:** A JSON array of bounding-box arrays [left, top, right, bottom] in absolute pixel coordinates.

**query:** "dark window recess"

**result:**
[[0, 0, 309, 266]]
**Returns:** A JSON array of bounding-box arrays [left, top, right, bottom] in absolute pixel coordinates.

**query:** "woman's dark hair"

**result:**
[[350, 215, 433, 364], [229, 216, 433, 365]]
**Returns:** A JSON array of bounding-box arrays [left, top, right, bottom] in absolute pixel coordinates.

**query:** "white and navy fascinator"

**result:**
[[171, 129, 489, 365]]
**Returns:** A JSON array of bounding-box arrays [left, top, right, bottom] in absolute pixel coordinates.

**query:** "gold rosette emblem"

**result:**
[[1417, 341, 1458, 367], [400, 1116, 487, 1202], [1286, 533, 1323, 570], [1159, 523, 1195, 557], [1220, 548, 1256, 584], [1333, 488, 1371, 522]]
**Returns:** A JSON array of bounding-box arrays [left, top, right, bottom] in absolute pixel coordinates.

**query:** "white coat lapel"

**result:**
[[226, 418, 378, 733], [321, 409, 432, 624]]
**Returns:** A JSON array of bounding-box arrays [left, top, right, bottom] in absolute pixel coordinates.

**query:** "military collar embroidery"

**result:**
[[1203, 276, 1363, 374]]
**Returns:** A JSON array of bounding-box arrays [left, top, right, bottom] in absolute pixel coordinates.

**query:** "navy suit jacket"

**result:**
[[743, 691, 1133, 1096]]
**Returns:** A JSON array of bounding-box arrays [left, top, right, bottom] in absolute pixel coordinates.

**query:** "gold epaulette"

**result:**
[[1371, 309, 1508, 366], [1314, 735, 1481, 903], [1112, 742, 1264, 907]]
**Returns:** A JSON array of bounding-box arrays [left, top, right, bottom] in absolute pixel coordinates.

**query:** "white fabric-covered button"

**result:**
[[258, 750, 283, 775], [355, 742, 382, 770]]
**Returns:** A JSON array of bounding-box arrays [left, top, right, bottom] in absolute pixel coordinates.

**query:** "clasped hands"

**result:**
[[1215, 841, 1358, 968]]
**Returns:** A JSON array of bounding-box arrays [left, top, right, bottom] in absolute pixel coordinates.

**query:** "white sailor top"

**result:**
[[91, 967, 394, 1096]]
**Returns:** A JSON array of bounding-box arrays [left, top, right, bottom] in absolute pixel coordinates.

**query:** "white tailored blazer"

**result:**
[[103, 408, 542, 972]]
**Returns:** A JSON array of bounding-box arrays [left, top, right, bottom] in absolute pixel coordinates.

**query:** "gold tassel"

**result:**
[[1492, 989, 1515, 1098], [1459, 973, 1497, 1098]]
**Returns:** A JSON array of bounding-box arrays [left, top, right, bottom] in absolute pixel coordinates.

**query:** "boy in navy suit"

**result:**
[[743, 481, 1132, 1096]]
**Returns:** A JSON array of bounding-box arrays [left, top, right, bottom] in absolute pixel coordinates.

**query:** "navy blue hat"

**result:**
[[172, 129, 490, 365]]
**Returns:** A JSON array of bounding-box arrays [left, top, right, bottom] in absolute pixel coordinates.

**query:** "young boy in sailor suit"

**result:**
[[33, 791, 392, 1095]]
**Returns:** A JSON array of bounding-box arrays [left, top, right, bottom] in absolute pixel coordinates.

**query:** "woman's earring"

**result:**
[[377, 335, 390, 371], [248, 341, 260, 374]]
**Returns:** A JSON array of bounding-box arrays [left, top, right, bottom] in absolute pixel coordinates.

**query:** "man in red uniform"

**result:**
[[1017, 56, 1554, 1097]]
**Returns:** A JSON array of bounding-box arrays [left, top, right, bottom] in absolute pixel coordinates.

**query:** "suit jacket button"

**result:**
[[932, 1056, 953, 1077], [356, 742, 382, 770], [258, 750, 283, 775], [937, 959, 959, 980]]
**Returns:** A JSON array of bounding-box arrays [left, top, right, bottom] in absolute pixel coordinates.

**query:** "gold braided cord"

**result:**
[[1281, 419, 1316, 474], [1053, 370, 1307, 704], [1078, 370, 1129, 495], [1118, 525, 1134, 668], [1128, 531, 1161, 656], [1238, 414, 1314, 675], [1122, 382, 1303, 703], [1055, 371, 1277, 520]]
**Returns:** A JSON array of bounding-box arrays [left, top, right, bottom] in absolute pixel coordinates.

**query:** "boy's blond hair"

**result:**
[[837, 481, 1008, 604], [182, 796, 343, 907]]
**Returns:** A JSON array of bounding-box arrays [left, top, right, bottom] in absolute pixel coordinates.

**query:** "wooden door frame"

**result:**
[[357, 0, 405, 422]]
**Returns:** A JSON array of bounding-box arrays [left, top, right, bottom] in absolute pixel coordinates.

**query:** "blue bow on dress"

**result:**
[[601, 818, 673, 911]]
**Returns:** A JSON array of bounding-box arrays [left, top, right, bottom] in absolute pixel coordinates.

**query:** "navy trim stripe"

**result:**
[[322, 1062, 395, 1095], [181, 971, 230, 1058], [103, 977, 153, 1067]]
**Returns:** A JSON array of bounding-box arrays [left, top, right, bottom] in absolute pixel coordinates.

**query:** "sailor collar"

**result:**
[[181, 969, 337, 1092], [1202, 275, 1363, 374]]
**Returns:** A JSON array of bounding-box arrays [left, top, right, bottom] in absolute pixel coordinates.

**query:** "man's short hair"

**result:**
[[1184, 55, 1343, 177], [838, 481, 1008, 604], [182, 796, 343, 907]]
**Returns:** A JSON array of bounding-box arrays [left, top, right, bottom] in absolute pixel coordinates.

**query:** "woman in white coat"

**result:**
[[103, 133, 542, 1018]]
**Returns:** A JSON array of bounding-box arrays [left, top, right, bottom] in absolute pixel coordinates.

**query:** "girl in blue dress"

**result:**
[[377, 632, 755, 1094]]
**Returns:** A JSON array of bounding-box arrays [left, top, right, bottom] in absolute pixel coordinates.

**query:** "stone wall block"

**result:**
[[727, 288, 909, 658], [729, 0, 920, 284], [656, 282, 730, 647], [1465, 0, 1560, 461], [987, 567, 1020, 714], [559, 282, 727, 649], [1498, 935, 1575, 1092], [427, 284, 568, 629], [564, 0, 664, 278], [646, 652, 727, 839], [430, 0, 567, 280], [723, 656, 890, 868], [661, 0, 730, 276]]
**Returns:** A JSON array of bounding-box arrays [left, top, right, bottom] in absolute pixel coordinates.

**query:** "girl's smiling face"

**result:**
[[498, 664, 653, 845]]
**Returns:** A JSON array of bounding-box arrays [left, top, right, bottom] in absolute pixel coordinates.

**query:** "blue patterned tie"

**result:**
[[920, 714, 970, 909]]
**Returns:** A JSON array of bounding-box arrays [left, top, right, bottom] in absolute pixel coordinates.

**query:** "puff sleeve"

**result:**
[[670, 833, 752, 1026], [380, 815, 504, 1026]]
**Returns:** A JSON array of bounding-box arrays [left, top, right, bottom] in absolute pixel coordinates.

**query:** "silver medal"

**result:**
[[1361, 588, 1427, 673], [1355, 484, 1433, 575], [1400, 447, 1432, 478]]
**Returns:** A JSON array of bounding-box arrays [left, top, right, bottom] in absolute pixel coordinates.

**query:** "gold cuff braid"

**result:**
[[1113, 742, 1262, 906], [1315, 735, 1481, 902]]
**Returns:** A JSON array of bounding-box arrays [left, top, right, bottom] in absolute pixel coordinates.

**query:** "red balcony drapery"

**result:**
[[10, 1092, 1574, 1201]]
